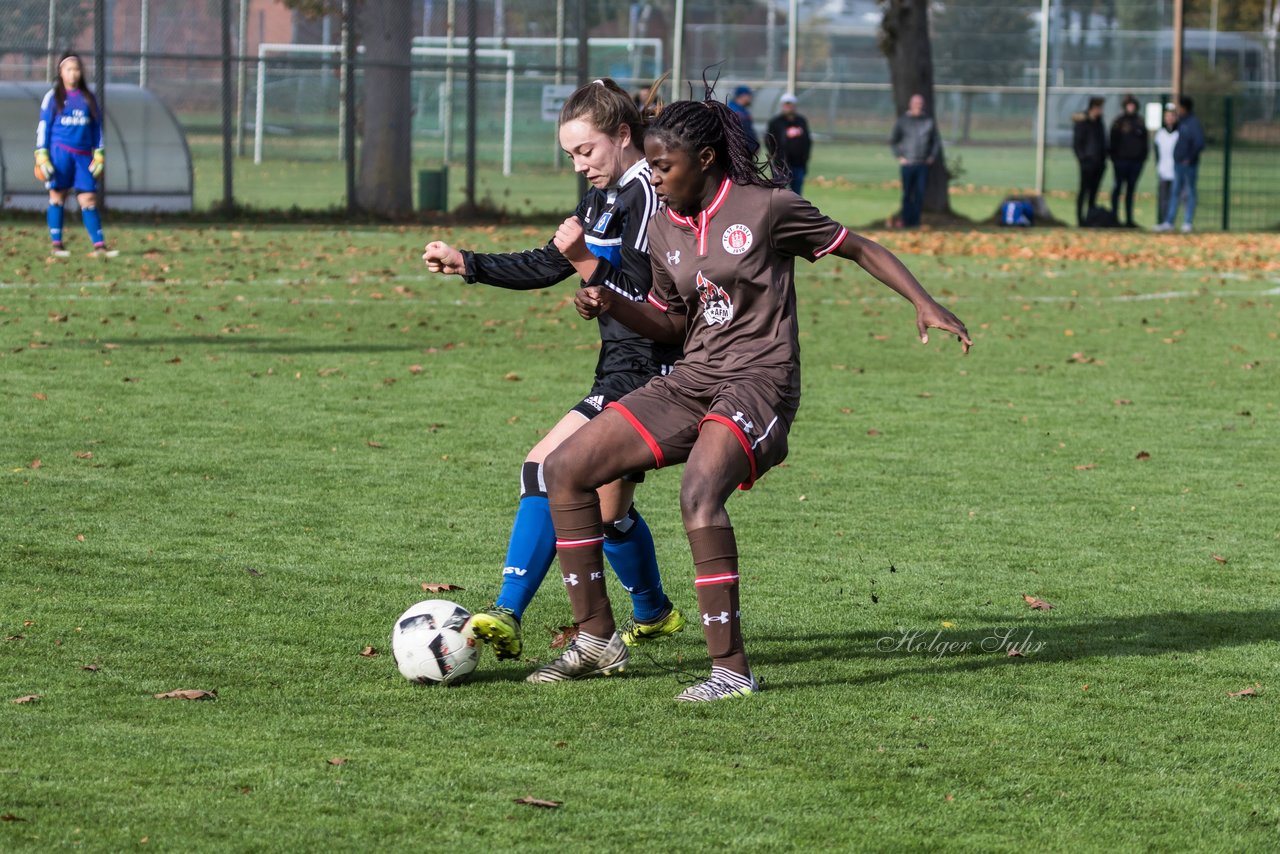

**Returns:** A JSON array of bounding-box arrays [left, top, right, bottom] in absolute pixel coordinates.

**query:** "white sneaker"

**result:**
[[51, 246, 71, 258], [89, 247, 120, 258], [526, 631, 628, 683], [1180, 223, 1193, 233], [1151, 223, 1173, 233]]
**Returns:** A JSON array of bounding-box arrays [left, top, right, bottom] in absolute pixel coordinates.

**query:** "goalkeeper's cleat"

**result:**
[[89, 244, 119, 259], [526, 631, 628, 683], [620, 605, 686, 647], [50, 242, 70, 258], [674, 668, 760, 702], [466, 606, 522, 660], [90, 148, 105, 179]]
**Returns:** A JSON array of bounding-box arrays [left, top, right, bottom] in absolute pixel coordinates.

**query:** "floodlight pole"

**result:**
[[465, 0, 477, 210], [787, 0, 798, 97], [221, 0, 234, 211], [94, 0, 106, 204], [671, 0, 684, 101], [1172, 0, 1185, 102], [235, 0, 249, 155], [342, 0, 356, 212], [140, 0, 149, 86], [1034, 0, 1051, 196], [47, 0, 56, 81], [576, 0, 589, 198]]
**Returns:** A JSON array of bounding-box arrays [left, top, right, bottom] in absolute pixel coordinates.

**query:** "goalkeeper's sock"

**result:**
[[81, 206, 104, 246], [47, 202, 64, 245]]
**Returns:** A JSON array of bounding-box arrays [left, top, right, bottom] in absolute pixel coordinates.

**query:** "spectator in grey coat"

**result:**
[[890, 93, 941, 228]]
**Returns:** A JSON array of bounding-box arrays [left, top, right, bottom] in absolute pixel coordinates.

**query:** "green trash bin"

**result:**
[[418, 166, 449, 212]]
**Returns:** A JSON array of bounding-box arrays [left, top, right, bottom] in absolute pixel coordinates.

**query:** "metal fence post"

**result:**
[[1221, 95, 1232, 232], [95, 0, 106, 205], [221, 0, 234, 211]]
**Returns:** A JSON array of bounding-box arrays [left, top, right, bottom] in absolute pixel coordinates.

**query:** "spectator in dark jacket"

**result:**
[[1073, 96, 1107, 226], [1109, 94, 1148, 227], [890, 93, 942, 228], [727, 86, 760, 155], [1155, 96, 1206, 232], [765, 93, 812, 195]]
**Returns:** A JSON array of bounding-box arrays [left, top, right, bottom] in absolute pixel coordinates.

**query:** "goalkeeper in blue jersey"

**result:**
[[423, 79, 685, 666], [35, 53, 117, 258]]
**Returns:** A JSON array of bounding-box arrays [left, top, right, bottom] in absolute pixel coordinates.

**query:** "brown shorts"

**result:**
[[607, 373, 796, 490]]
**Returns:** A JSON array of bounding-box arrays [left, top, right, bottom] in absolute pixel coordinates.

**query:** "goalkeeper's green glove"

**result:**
[[89, 149, 105, 179], [35, 149, 54, 180]]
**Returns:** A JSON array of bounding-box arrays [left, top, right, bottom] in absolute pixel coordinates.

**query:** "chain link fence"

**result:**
[[1, 0, 1277, 228]]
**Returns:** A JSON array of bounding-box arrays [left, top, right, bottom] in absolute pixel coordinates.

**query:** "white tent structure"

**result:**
[[0, 83, 192, 212]]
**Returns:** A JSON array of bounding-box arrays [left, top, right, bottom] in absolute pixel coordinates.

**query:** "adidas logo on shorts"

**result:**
[[584, 395, 605, 411]]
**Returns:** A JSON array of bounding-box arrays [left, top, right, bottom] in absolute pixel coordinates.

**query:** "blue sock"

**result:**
[[603, 506, 669, 623], [81, 206, 104, 245], [492, 463, 557, 620], [47, 203, 64, 244]]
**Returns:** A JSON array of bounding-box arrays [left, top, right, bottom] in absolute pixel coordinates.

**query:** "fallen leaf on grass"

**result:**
[[1135, 451, 1151, 461], [1, 814, 27, 822], [75, 451, 93, 459], [359, 646, 378, 657], [23, 620, 35, 627], [11, 694, 40, 704], [33, 392, 47, 401], [81, 664, 100, 672], [1228, 684, 1259, 698], [421, 583, 464, 593], [245, 566, 263, 577], [366, 440, 384, 449], [1113, 398, 1132, 406], [513, 796, 562, 809], [1023, 594, 1055, 611], [326, 757, 348, 766], [5, 635, 24, 641], [122, 377, 140, 383], [503, 372, 521, 381], [408, 364, 424, 375], [29, 459, 42, 470], [1074, 463, 1096, 471], [1212, 554, 1228, 564], [550, 624, 580, 649], [153, 689, 216, 701], [1007, 648, 1025, 657], [866, 429, 882, 436]]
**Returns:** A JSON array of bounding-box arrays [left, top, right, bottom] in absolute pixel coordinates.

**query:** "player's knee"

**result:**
[[78, 195, 96, 210], [678, 481, 721, 527], [542, 447, 589, 494]]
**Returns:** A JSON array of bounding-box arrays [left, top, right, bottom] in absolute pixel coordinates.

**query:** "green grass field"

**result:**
[[2, 222, 1279, 850]]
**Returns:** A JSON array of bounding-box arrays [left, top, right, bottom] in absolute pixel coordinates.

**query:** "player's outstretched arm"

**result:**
[[834, 231, 972, 354], [575, 286, 685, 344]]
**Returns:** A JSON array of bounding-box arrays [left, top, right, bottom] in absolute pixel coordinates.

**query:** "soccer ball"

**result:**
[[390, 599, 479, 686]]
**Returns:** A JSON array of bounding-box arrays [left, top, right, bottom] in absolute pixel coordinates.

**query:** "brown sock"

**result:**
[[687, 525, 749, 676], [549, 495, 615, 638]]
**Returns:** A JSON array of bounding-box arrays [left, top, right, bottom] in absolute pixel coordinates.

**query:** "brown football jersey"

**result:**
[[644, 178, 847, 400]]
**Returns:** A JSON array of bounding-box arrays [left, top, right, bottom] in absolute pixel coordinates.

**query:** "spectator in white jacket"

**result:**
[[1152, 106, 1179, 226]]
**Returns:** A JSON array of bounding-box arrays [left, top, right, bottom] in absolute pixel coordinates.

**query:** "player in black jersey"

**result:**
[[423, 79, 685, 664]]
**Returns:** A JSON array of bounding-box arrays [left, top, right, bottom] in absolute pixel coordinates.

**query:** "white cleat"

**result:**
[[526, 631, 628, 684], [51, 247, 71, 258], [89, 247, 120, 258]]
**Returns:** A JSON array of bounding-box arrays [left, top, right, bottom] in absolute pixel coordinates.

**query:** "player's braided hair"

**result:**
[[559, 78, 646, 151], [647, 76, 781, 190]]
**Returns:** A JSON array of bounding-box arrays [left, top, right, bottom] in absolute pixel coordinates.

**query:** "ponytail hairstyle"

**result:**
[[646, 71, 781, 190], [53, 52, 99, 122], [559, 78, 647, 152]]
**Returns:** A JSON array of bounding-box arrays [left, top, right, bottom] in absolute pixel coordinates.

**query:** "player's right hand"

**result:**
[[35, 149, 54, 180], [574, 286, 609, 320], [422, 241, 465, 275]]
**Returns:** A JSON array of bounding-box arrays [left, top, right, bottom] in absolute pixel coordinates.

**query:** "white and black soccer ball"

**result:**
[[390, 599, 478, 686]]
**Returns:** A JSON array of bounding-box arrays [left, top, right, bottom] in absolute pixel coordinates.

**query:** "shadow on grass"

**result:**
[[66, 335, 426, 355], [751, 608, 1280, 685]]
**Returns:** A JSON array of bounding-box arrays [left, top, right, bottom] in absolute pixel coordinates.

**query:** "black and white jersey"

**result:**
[[462, 159, 681, 382]]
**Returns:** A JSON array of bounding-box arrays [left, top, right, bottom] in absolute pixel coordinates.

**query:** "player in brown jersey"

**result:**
[[528, 92, 972, 702]]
